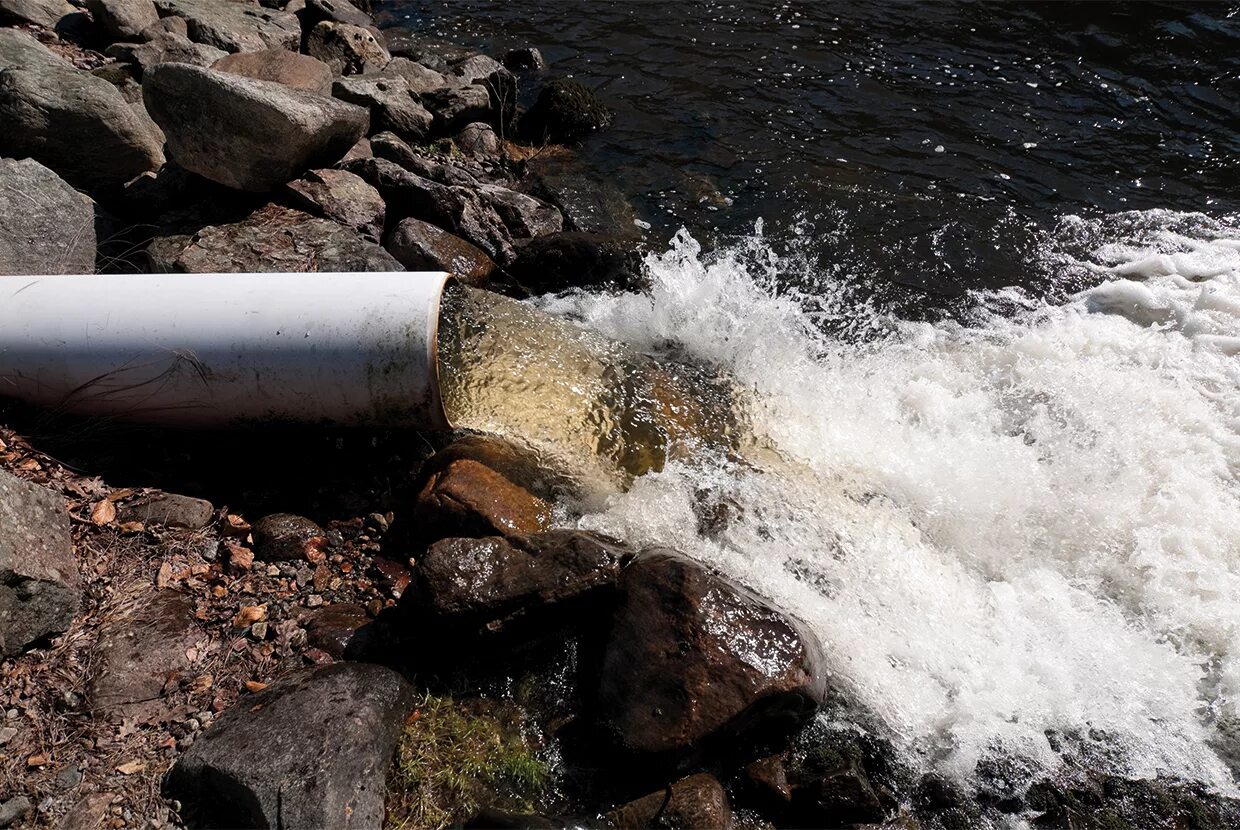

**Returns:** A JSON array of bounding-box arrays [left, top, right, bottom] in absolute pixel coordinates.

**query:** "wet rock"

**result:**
[[0, 0, 71, 27], [250, 513, 326, 562], [0, 158, 96, 276], [381, 56, 447, 95], [344, 157, 514, 263], [521, 78, 612, 144], [152, 0, 300, 53], [598, 550, 827, 758], [609, 774, 733, 830], [107, 29, 228, 77], [300, 602, 369, 658], [410, 530, 631, 637], [455, 121, 501, 160], [284, 167, 384, 240], [116, 492, 214, 529], [143, 63, 369, 191], [790, 755, 888, 826], [462, 810, 561, 830], [0, 796, 32, 828], [418, 435, 572, 501], [86, 0, 158, 39], [526, 154, 638, 238], [384, 217, 495, 285], [0, 469, 78, 657], [212, 47, 333, 94], [503, 47, 545, 72], [166, 662, 414, 830], [332, 73, 431, 141], [413, 458, 553, 542], [422, 81, 492, 133], [307, 20, 389, 75], [743, 754, 793, 807], [148, 203, 400, 272], [89, 590, 204, 721], [477, 183, 563, 239], [509, 231, 643, 294], [0, 29, 165, 191]]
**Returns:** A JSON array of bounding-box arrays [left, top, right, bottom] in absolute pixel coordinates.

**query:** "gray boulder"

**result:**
[[107, 30, 229, 77], [0, 30, 166, 190], [307, 20, 388, 75], [299, 0, 377, 34], [284, 167, 384, 241], [212, 47, 333, 94], [147, 204, 401, 272], [332, 74, 431, 141], [152, 0, 300, 53], [384, 217, 494, 285], [0, 469, 78, 657], [166, 662, 414, 830], [455, 121, 500, 160], [381, 56, 447, 94], [422, 81, 491, 133], [476, 182, 562, 238], [0, 158, 96, 275], [143, 62, 369, 191], [0, 0, 72, 27], [86, 0, 159, 40]]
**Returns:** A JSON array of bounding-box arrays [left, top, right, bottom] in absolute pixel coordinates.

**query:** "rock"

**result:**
[[147, 203, 400, 272], [598, 550, 827, 758], [451, 53, 516, 125], [212, 47, 333, 94], [413, 458, 553, 542], [107, 29, 229, 77], [462, 811, 561, 830], [299, 0, 376, 34], [152, 0, 300, 53], [115, 492, 214, 528], [368, 130, 433, 174], [143, 62, 369, 191], [410, 530, 631, 636], [299, 602, 370, 658], [0, 469, 78, 657], [139, 13, 185, 37], [0, 796, 32, 828], [503, 47, 545, 72], [54, 794, 112, 830], [88, 590, 204, 721], [789, 755, 888, 826], [476, 183, 563, 238], [86, 0, 158, 40], [0, 0, 71, 27], [307, 20, 388, 75], [252, 513, 326, 561], [455, 121, 500, 159], [341, 135, 372, 162], [381, 56, 447, 95], [422, 80, 492, 133], [609, 774, 733, 830], [0, 30, 165, 191], [332, 74, 431, 141], [284, 167, 384, 240], [744, 754, 794, 806], [166, 662, 414, 830], [521, 78, 612, 144], [417, 434, 571, 501], [0, 158, 96, 276], [526, 155, 638, 238], [509, 231, 643, 294], [384, 217, 495, 285], [381, 29, 473, 70], [344, 157, 514, 263]]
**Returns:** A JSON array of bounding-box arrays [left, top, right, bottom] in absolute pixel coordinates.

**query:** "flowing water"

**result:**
[[400, 0, 1240, 810]]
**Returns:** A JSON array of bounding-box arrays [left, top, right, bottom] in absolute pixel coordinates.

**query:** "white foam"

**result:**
[[546, 210, 1240, 793]]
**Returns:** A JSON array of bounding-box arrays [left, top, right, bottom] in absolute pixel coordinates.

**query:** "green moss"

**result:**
[[386, 694, 551, 830]]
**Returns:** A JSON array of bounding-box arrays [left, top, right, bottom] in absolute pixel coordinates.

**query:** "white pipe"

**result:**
[[0, 272, 454, 429]]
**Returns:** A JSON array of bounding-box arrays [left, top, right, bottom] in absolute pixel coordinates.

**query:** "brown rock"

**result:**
[[416, 435, 570, 501], [413, 459, 552, 542], [299, 602, 369, 659], [284, 167, 384, 240], [598, 550, 827, 758], [212, 47, 333, 94], [609, 774, 734, 830], [116, 492, 214, 529], [89, 589, 204, 721], [251, 513, 325, 561], [384, 217, 495, 285], [744, 754, 793, 805], [306, 20, 389, 75]]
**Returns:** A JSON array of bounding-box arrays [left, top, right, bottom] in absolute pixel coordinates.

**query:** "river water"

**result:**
[[386, 0, 1240, 810]]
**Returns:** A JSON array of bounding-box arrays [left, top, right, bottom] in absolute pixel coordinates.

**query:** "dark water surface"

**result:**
[[379, 1, 1239, 307]]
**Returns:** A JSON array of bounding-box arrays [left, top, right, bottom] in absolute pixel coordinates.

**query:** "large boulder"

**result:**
[[422, 80, 491, 133], [212, 47, 333, 94], [147, 203, 401, 272], [413, 458, 552, 542], [152, 0, 300, 53], [0, 469, 78, 657], [0, 0, 72, 27], [86, 0, 159, 40], [284, 168, 384, 241], [306, 20, 388, 75], [609, 774, 733, 830], [410, 530, 632, 637], [107, 29, 229, 77], [0, 29, 165, 190], [166, 662, 414, 830], [384, 217, 495, 285], [450, 53, 516, 126], [332, 74, 431, 141], [298, 0, 377, 35], [381, 56, 447, 95], [143, 62, 369, 191], [0, 157, 96, 275], [598, 550, 827, 758], [521, 78, 612, 144]]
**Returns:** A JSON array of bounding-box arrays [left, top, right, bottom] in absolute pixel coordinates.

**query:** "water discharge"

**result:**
[[437, 209, 1240, 802]]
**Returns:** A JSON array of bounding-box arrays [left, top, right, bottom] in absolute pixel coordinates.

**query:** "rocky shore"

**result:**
[[1, 1, 1238, 829]]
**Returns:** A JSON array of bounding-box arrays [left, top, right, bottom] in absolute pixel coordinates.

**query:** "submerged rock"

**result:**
[[143, 63, 369, 191], [0, 157, 96, 276], [0, 469, 78, 657], [166, 662, 414, 830], [413, 458, 553, 542], [526, 154, 638, 238], [0, 29, 165, 190], [384, 217, 496, 284], [284, 167, 385, 240], [307, 20, 389, 75], [152, 0, 300, 53], [609, 773, 734, 830], [212, 47, 333, 94], [521, 78, 612, 144], [147, 204, 401, 273], [598, 550, 827, 759]]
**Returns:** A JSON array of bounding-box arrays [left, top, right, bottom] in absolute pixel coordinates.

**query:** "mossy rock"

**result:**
[[520, 79, 612, 144]]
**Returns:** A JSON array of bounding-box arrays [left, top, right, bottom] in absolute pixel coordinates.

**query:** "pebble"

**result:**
[[0, 726, 16, 746], [306, 594, 324, 608]]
